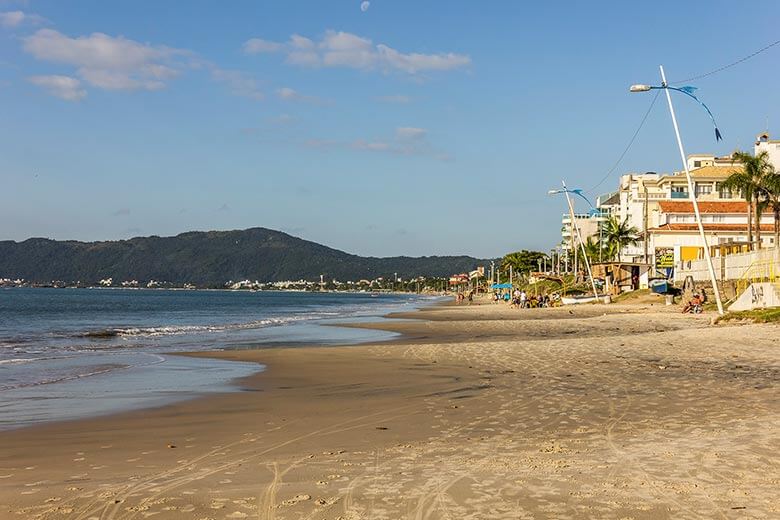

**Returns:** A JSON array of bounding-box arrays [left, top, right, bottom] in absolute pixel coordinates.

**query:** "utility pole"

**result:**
[[562, 180, 601, 301], [643, 183, 649, 264], [658, 65, 724, 315]]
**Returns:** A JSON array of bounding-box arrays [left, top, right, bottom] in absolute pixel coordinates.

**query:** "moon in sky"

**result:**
[[360, 1, 370, 12]]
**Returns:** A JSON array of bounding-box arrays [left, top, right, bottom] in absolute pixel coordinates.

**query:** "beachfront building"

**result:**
[[755, 132, 780, 170], [647, 201, 775, 267], [609, 154, 746, 266]]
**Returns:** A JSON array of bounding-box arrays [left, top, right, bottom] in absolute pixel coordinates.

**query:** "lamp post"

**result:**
[[630, 66, 724, 315], [549, 183, 601, 302]]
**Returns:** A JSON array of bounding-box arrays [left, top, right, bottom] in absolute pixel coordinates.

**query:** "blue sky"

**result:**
[[1, 1, 778, 257]]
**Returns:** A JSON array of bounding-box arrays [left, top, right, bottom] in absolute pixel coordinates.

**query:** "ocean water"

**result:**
[[0, 288, 436, 430]]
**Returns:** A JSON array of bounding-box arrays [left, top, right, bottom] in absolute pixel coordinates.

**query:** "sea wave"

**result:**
[[78, 312, 354, 339], [0, 357, 41, 366], [76, 316, 317, 339], [0, 353, 166, 391]]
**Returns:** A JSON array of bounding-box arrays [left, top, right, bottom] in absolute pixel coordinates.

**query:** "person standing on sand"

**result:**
[[520, 290, 527, 308]]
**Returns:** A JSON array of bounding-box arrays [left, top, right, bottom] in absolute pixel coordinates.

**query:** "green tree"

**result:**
[[722, 151, 774, 250], [602, 216, 639, 262], [499, 250, 548, 281], [759, 168, 780, 248], [582, 236, 603, 266]]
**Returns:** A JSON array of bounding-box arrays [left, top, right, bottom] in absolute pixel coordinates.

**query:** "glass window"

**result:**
[[716, 182, 732, 198], [671, 186, 689, 199]]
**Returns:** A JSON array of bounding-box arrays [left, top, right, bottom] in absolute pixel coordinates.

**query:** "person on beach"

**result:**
[[520, 290, 527, 308], [682, 293, 703, 314]]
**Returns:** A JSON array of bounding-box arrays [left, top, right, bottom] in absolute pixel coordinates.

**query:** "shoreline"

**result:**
[[1, 299, 778, 518], [0, 291, 436, 432]]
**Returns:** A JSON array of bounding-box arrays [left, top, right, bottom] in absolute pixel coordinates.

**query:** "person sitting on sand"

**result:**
[[682, 293, 703, 314]]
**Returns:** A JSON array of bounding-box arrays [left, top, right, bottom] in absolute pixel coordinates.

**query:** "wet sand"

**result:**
[[1, 300, 778, 519]]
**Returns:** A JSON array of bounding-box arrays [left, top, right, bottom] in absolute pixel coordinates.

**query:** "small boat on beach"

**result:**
[[561, 294, 608, 305]]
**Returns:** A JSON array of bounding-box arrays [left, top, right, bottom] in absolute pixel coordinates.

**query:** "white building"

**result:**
[[755, 132, 780, 170]]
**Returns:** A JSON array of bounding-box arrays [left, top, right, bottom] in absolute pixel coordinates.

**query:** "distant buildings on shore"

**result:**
[[0, 275, 443, 293]]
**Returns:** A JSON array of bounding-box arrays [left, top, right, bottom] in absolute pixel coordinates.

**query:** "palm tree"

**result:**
[[721, 151, 774, 250], [603, 216, 639, 262], [602, 216, 639, 293], [760, 170, 780, 248], [583, 236, 603, 266]]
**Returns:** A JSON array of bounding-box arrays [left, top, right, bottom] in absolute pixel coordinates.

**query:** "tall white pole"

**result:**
[[562, 180, 601, 301], [659, 65, 724, 315]]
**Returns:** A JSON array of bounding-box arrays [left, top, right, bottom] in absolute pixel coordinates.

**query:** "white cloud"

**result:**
[[306, 126, 449, 160], [0, 10, 22, 26], [242, 38, 282, 54], [275, 86, 326, 104], [377, 45, 471, 74], [242, 30, 471, 75], [27, 75, 86, 101], [376, 94, 411, 104], [396, 127, 427, 141], [23, 29, 186, 92], [0, 10, 43, 27], [210, 67, 264, 100]]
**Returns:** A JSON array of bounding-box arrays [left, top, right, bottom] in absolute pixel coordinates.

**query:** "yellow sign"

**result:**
[[655, 248, 674, 268]]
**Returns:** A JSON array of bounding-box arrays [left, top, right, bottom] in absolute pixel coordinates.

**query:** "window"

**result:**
[[671, 186, 689, 199], [693, 160, 702, 167], [695, 183, 712, 197], [716, 182, 732, 199]]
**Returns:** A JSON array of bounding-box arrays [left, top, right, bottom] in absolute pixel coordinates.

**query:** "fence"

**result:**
[[675, 248, 780, 294]]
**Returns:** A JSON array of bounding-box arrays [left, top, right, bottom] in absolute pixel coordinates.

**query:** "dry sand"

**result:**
[[1, 300, 778, 519]]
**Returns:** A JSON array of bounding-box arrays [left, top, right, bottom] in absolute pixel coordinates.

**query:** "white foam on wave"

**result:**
[[0, 358, 40, 366]]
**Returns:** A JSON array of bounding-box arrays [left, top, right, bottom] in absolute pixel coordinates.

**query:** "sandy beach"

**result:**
[[1, 300, 778, 519]]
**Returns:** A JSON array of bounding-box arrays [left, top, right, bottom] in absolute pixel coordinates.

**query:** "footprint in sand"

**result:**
[[226, 512, 248, 518], [279, 494, 311, 507], [0, 474, 13, 479], [218, 479, 232, 484]]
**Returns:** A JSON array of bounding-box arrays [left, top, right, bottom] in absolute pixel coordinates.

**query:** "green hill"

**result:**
[[0, 228, 490, 287]]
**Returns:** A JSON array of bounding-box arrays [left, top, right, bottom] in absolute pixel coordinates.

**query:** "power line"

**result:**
[[673, 38, 780, 84], [586, 37, 779, 196], [587, 90, 660, 195]]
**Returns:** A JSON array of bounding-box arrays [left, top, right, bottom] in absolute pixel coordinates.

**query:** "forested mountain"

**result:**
[[0, 228, 490, 286]]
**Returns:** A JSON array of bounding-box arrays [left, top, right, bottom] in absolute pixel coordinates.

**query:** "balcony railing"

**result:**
[[670, 191, 689, 199]]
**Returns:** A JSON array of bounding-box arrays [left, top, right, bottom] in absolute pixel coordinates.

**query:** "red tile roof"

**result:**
[[657, 201, 771, 214], [650, 223, 776, 232]]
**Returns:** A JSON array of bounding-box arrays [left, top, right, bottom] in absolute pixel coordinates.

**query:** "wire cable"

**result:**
[[587, 90, 660, 195], [586, 37, 778, 196], [672, 38, 780, 84]]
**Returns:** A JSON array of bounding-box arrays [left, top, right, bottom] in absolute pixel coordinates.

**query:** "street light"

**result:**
[[549, 182, 602, 303], [630, 65, 724, 315]]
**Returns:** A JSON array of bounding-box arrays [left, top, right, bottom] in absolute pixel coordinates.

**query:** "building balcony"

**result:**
[[670, 192, 689, 199]]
